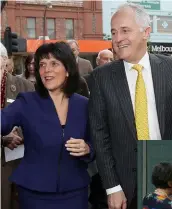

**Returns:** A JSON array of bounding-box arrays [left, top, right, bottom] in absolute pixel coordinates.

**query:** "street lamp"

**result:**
[[43, 0, 52, 43]]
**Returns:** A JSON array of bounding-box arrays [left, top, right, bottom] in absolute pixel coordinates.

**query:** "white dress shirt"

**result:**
[[106, 52, 161, 195]]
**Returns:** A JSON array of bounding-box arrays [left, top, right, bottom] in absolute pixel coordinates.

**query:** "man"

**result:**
[[6, 56, 14, 74], [1, 42, 35, 209], [67, 40, 93, 76], [96, 49, 113, 66], [89, 3, 172, 209], [89, 49, 114, 209], [67, 39, 92, 92]]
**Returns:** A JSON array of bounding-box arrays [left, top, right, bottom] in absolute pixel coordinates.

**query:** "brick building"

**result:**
[[1, 0, 103, 40]]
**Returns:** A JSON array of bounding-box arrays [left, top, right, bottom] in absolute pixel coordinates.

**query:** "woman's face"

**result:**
[[39, 55, 68, 92], [27, 58, 35, 75]]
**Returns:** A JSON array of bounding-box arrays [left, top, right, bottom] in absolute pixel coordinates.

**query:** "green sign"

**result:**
[[128, 1, 160, 10]]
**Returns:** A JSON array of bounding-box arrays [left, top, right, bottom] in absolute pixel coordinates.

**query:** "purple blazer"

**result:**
[[1, 92, 94, 193]]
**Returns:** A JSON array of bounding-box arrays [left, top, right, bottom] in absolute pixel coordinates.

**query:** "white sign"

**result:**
[[151, 45, 172, 52]]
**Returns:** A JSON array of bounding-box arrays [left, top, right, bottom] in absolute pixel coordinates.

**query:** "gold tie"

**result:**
[[132, 64, 149, 140]]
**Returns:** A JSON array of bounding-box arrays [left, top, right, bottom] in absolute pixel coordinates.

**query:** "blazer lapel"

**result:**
[[111, 61, 137, 140], [149, 54, 165, 138]]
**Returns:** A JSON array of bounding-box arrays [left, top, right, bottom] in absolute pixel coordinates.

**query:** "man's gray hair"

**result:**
[[66, 40, 79, 48], [114, 3, 151, 31], [97, 49, 113, 59], [0, 42, 8, 58]]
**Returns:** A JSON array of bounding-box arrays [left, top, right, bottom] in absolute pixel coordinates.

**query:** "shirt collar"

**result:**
[[123, 52, 150, 71]]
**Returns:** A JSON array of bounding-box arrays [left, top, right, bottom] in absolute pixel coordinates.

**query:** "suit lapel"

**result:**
[[149, 54, 165, 138], [5, 73, 18, 107], [111, 61, 137, 140]]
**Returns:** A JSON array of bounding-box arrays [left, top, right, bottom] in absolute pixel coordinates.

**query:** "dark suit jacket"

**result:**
[[88, 54, 172, 205], [78, 57, 93, 77], [5, 73, 34, 107], [1, 92, 94, 193], [77, 76, 89, 98]]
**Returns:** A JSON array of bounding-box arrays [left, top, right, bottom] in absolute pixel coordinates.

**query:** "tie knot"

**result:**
[[132, 64, 143, 73]]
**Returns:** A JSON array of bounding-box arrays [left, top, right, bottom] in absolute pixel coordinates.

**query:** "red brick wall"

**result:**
[[55, 18, 65, 40], [1, 0, 103, 40]]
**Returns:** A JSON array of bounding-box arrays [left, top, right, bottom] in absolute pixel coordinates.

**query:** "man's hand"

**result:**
[[107, 191, 127, 209], [2, 127, 23, 150]]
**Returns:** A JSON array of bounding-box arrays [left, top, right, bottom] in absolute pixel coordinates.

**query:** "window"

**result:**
[[27, 18, 36, 38], [47, 19, 55, 39], [65, 19, 74, 39], [157, 16, 172, 34]]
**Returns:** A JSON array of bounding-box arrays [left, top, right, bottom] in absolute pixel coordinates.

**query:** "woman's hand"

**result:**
[[65, 138, 90, 156]]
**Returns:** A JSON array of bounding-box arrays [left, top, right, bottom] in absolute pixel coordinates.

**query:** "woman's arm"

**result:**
[[1, 93, 24, 136]]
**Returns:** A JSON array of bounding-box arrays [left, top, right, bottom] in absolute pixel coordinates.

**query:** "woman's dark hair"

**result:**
[[152, 162, 172, 189], [24, 54, 34, 79], [34, 41, 80, 97]]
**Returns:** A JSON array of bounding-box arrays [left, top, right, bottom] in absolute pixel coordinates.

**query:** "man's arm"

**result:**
[[106, 186, 122, 195], [88, 71, 120, 189], [89, 70, 127, 209]]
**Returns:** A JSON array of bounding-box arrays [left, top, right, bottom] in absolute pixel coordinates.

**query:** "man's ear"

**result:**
[[143, 26, 151, 40]]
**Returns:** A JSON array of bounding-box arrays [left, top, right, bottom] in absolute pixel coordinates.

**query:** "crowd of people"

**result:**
[[1, 2, 172, 209]]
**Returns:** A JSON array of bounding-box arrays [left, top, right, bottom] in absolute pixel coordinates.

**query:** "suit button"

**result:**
[[132, 168, 137, 172], [134, 148, 137, 152]]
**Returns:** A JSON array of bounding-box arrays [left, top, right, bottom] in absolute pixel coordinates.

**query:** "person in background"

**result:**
[[1, 42, 94, 209], [96, 49, 114, 66], [89, 2, 172, 209], [66, 40, 90, 96], [6, 56, 14, 74], [22, 54, 36, 85], [143, 162, 172, 209], [0, 42, 34, 209], [67, 40, 93, 77], [67, 40, 93, 91], [77, 76, 89, 98]]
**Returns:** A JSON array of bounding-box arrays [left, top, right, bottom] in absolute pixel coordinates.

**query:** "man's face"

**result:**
[[111, 8, 150, 63], [68, 42, 79, 59], [6, 58, 14, 74], [97, 51, 113, 66]]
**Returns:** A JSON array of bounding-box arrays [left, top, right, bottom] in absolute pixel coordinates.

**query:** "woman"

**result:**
[[143, 162, 172, 209], [1, 42, 94, 209], [23, 54, 36, 85]]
